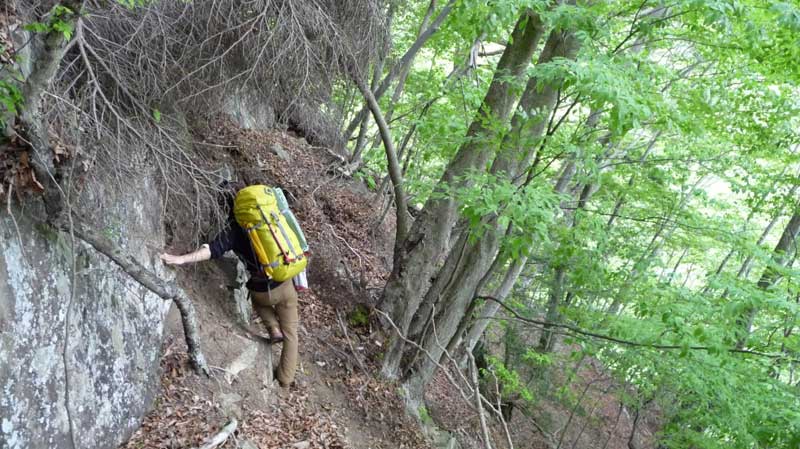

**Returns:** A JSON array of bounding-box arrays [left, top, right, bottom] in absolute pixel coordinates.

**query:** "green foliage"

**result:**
[[339, 1, 800, 447], [417, 405, 433, 424], [24, 4, 77, 40], [443, 170, 560, 256], [0, 81, 23, 122], [353, 169, 377, 190], [348, 304, 370, 327], [115, 0, 156, 9], [487, 355, 535, 402]]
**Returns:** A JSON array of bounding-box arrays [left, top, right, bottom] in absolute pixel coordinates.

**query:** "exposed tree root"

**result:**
[[193, 419, 238, 449], [54, 215, 210, 376]]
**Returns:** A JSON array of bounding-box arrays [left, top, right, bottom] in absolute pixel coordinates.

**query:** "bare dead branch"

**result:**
[[469, 351, 493, 449], [479, 295, 800, 362], [336, 311, 369, 374]]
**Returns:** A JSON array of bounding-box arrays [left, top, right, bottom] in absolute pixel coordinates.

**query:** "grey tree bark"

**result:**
[[349, 0, 398, 164], [354, 75, 411, 247], [16, 0, 83, 215], [463, 255, 530, 354], [380, 9, 547, 379], [736, 210, 800, 349], [703, 176, 796, 294], [606, 178, 705, 315], [400, 29, 581, 391]]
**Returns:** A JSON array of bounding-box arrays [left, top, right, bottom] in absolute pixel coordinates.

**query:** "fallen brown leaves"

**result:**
[[192, 117, 394, 308], [0, 10, 19, 67], [123, 349, 222, 449], [122, 346, 351, 449], [1, 147, 45, 198], [124, 117, 432, 449]]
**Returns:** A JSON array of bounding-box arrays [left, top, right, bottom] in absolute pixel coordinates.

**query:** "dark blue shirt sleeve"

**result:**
[[207, 227, 235, 259]]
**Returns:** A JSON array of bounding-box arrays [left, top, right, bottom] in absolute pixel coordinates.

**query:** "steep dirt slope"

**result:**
[[120, 119, 429, 449]]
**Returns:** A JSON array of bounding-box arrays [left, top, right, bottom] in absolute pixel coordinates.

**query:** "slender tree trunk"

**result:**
[[354, 77, 410, 246], [17, 1, 83, 215], [357, 0, 443, 164], [463, 255, 530, 354], [605, 131, 661, 229], [714, 210, 783, 299], [703, 179, 796, 294], [607, 178, 703, 314], [529, 108, 611, 352], [538, 265, 567, 352], [736, 211, 800, 349], [350, 0, 400, 164], [380, 9, 547, 379], [667, 249, 688, 283], [737, 214, 782, 280], [343, 0, 457, 142]]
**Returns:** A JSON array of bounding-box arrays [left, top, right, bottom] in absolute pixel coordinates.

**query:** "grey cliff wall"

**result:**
[[0, 175, 170, 449]]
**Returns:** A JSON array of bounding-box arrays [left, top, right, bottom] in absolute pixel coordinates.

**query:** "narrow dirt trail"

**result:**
[[121, 120, 429, 449]]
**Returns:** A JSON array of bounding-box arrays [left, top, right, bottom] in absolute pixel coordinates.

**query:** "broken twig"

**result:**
[[469, 352, 493, 449]]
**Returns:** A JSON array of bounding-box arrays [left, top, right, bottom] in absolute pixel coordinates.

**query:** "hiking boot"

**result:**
[[272, 367, 293, 389], [245, 324, 269, 341], [245, 324, 283, 344], [268, 328, 284, 344]]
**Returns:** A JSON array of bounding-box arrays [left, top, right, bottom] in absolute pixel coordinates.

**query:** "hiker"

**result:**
[[160, 182, 308, 388]]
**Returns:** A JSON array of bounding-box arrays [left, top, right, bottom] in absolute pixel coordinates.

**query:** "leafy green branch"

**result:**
[[478, 295, 800, 362], [24, 4, 78, 41]]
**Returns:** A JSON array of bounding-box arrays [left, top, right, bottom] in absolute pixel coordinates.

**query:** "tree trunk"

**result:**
[[713, 210, 783, 300], [400, 28, 581, 391], [538, 265, 567, 352], [17, 1, 84, 215], [703, 179, 796, 294], [463, 255, 529, 354], [354, 77, 410, 246], [605, 133, 660, 230], [526, 107, 602, 352], [358, 0, 443, 164], [736, 211, 800, 349], [380, 9, 546, 379], [607, 178, 703, 314], [350, 0, 398, 164]]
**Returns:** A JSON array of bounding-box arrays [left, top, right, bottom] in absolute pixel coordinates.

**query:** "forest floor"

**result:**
[[120, 119, 658, 449]]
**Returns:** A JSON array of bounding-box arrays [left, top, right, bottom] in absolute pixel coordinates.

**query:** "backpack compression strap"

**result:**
[[271, 211, 300, 263], [257, 205, 291, 265]]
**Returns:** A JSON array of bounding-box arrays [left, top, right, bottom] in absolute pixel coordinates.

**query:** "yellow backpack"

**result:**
[[233, 185, 308, 282]]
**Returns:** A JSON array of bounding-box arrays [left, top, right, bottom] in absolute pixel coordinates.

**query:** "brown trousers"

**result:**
[[250, 281, 299, 386]]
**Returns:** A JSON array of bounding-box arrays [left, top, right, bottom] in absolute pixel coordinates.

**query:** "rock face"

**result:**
[[225, 92, 275, 130], [0, 178, 170, 449]]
